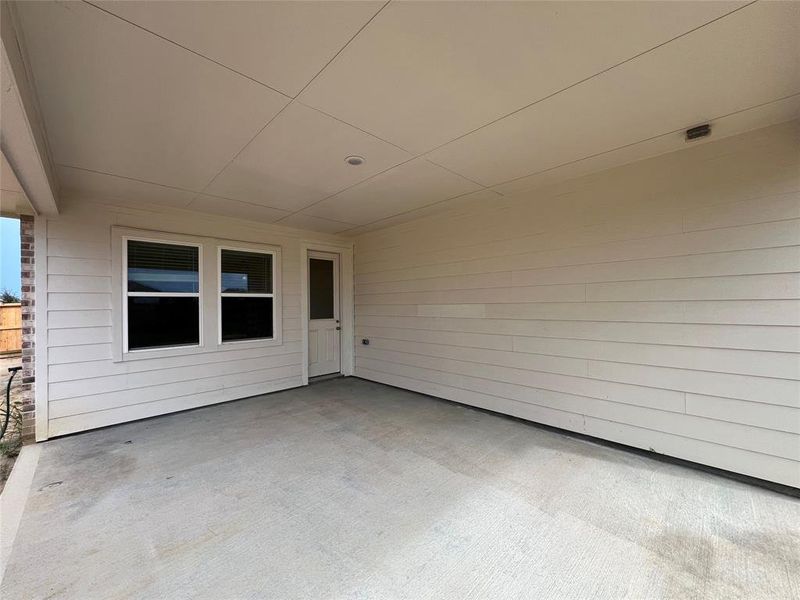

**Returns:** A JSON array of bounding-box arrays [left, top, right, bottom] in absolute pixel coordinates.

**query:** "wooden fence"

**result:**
[[0, 303, 22, 355]]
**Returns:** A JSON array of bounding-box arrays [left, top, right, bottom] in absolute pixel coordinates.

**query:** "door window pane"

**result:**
[[221, 297, 273, 342], [128, 297, 199, 350], [128, 240, 199, 293], [309, 258, 334, 320], [221, 250, 272, 293]]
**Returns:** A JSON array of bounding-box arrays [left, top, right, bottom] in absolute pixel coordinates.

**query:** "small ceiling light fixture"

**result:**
[[685, 123, 711, 142], [345, 155, 365, 166]]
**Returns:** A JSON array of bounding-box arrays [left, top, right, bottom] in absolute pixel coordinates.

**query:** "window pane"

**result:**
[[128, 297, 199, 350], [128, 241, 199, 293], [221, 250, 271, 293], [309, 258, 334, 320], [221, 297, 273, 342]]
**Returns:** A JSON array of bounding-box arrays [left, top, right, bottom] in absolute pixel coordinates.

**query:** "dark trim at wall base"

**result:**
[[44, 382, 306, 441], [38, 374, 798, 499], [353, 377, 800, 499]]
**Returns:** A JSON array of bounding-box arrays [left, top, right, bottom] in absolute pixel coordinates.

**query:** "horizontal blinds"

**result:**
[[221, 250, 272, 294], [128, 241, 198, 272], [127, 240, 199, 293]]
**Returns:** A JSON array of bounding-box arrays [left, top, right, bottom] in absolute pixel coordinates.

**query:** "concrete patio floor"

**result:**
[[1, 377, 798, 599]]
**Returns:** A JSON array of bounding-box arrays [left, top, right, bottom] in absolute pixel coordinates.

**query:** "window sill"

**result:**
[[215, 336, 283, 351], [116, 337, 284, 363], [118, 344, 207, 363]]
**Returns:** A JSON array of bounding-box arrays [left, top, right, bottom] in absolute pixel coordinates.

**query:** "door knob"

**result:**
[[336, 326, 341, 330]]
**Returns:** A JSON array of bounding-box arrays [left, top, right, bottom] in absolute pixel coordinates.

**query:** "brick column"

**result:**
[[19, 215, 35, 442]]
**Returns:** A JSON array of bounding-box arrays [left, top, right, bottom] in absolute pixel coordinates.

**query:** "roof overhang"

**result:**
[[0, 1, 59, 217]]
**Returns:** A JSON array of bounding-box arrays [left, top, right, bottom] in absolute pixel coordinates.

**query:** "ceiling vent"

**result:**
[[685, 123, 711, 142]]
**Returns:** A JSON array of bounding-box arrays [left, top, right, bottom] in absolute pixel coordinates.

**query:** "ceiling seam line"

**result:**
[[82, 0, 291, 98], [88, 0, 410, 164], [421, 158, 492, 189], [56, 163, 293, 214], [294, 100, 413, 154], [56, 164, 198, 193], [185, 195, 295, 215], [271, 133, 489, 226], [64, 84, 796, 230], [293, 0, 392, 99], [196, 100, 294, 195], [420, 0, 760, 157], [282, 215, 361, 228], [489, 92, 800, 191], [271, 154, 418, 224], [70, 0, 768, 236], [337, 187, 500, 235], [340, 93, 798, 234]]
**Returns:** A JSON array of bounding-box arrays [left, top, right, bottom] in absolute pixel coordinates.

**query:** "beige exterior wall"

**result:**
[[39, 199, 351, 438], [353, 121, 800, 488]]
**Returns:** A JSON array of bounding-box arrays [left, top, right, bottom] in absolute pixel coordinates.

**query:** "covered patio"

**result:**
[[1, 1, 798, 597], [2, 378, 797, 599]]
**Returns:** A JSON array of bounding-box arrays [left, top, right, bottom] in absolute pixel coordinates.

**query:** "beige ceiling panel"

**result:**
[[94, 0, 384, 97], [341, 189, 503, 237], [15, 1, 289, 191], [300, 1, 743, 153], [278, 213, 356, 235], [428, 2, 800, 186], [493, 95, 800, 197], [57, 166, 196, 209], [187, 194, 290, 223], [305, 158, 481, 225], [205, 102, 411, 212]]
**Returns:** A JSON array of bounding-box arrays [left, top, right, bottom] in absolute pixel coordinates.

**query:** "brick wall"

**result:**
[[19, 215, 35, 442]]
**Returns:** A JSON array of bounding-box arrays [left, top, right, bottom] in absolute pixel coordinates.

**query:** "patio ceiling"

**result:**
[[11, 1, 800, 234]]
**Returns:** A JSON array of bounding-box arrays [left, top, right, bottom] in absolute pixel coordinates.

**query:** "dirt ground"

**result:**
[[0, 353, 24, 494]]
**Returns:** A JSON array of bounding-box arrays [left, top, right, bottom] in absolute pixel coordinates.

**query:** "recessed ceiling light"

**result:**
[[345, 155, 365, 166]]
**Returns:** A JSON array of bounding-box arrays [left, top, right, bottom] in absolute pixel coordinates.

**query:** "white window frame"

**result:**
[[123, 235, 203, 354], [217, 245, 277, 345], [112, 226, 283, 362]]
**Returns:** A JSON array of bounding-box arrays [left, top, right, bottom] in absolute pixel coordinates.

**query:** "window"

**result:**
[[309, 258, 335, 319], [219, 248, 274, 343], [113, 227, 282, 361], [125, 239, 201, 351]]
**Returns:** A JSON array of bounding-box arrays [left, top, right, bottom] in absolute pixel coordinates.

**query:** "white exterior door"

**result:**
[[307, 251, 340, 377]]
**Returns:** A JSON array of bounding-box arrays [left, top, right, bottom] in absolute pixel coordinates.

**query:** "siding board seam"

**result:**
[[355, 326, 799, 353], [49, 375, 304, 426], [355, 207, 800, 271], [49, 352, 304, 397], [355, 350, 798, 402], [360, 334, 799, 378], [355, 222, 800, 276], [355, 366, 797, 459]]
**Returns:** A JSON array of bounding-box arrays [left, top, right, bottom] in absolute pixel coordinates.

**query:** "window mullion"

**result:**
[[220, 293, 273, 298], [127, 292, 200, 297]]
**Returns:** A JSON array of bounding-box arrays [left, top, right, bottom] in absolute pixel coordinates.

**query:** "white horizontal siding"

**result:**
[[48, 376, 302, 437], [43, 201, 348, 437], [353, 121, 800, 488], [355, 203, 800, 279], [355, 317, 800, 352], [357, 299, 800, 325]]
